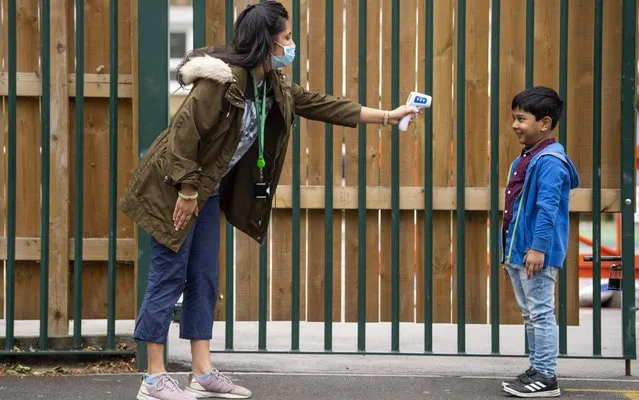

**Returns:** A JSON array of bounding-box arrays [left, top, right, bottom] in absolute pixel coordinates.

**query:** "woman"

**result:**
[[119, 2, 420, 399]]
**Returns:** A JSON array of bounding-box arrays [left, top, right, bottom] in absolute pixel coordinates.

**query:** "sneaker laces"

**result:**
[[155, 375, 182, 392], [211, 368, 234, 386]]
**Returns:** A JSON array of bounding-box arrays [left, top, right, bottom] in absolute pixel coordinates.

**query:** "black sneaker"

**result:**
[[501, 367, 536, 387], [502, 371, 561, 398]]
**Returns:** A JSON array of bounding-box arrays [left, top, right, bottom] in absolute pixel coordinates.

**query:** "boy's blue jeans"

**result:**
[[505, 264, 559, 379]]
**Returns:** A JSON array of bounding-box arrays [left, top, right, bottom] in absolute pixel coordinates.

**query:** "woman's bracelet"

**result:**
[[382, 110, 389, 126], [178, 190, 199, 200]]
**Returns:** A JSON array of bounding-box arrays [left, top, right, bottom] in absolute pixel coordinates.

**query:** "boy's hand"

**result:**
[[523, 249, 545, 278]]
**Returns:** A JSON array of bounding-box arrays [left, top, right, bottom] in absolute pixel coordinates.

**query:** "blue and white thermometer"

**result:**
[[398, 91, 432, 131]]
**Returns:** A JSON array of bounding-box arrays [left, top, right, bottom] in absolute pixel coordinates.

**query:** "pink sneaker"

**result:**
[[136, 374, 196, 400], [185, 368, 252, 399]]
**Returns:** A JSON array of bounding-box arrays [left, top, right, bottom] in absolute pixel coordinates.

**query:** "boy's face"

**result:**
[[511, 108, 552, 147]]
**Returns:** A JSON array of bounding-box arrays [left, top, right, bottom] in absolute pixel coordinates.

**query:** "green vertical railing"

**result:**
[[591, 0, 603, 357], [620, 0, 637, 373], [291, 0, 302, 352], [224, 0, 235, 352], [106, 0, 119, 352], [40, 0, 51, 352], [489, 0, 501, 355], [5, 0, 17, 352], [73, 0, 86, 351], [525, 0, 535, 88], [193, 0, 206, 48], [523, 0, 535, 354], [324, 0, 335, 352], [357, 0, 368, 353], [259, 236, 268, 351], [137, 0, 169, 370], [423, 0, 434, 354], [258, 0, 269, 355], [558, 0, 569, 356], [455, 0, 467, 354], [390, 0, 401, 353]]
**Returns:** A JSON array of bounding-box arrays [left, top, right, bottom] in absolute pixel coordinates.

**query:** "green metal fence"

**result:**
[[2, 0, 133, 359], [1, 0, 636, 374], [140, 0, 637, 369]]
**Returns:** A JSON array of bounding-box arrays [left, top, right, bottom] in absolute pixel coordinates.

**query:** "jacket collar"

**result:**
[[178, 54, 288, 115]]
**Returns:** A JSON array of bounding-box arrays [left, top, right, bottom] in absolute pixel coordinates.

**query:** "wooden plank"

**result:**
[[235, 230, 260, 321], [453, 0, 490, 325], [269, 0, 310, 322], [396, 0, 417, 323], [70, 262, 135, 319], [533, 0, 559, 89], [81, 0, 111, 323], [269, 186, 619, 212], [364, 0, 382, 323], [112, 0, 135, 320], [379, 0, 392, 322], [343, 0, 360, 323], [48, 0, 71, 336], [14, 0, 42, 320], [305, 0, 341, 322], [298, 0, 308, 322], [344, 0, 381, 323], [601, 0, 622, 190], [567, 0, 594, 191], [498, 0, 526, 325], [234, 0, 261, 324], [0, 72, 134, 98], [415, 0, 426, 326], [215, 213, 227, 322], [205, 0, 226, 48], [0, 237, 135, 261], [270, 0, 293, 321], [207, 0, 228, 323], [131, 0, 141, 320], [565, 0, 595, 326], [425, 0, 454, 324]]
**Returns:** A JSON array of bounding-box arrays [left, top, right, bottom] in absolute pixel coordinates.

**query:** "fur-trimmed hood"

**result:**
[[178, 55, 235, 86]]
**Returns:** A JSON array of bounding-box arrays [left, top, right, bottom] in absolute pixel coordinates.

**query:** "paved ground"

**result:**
[[0, 306, 636, 399], [1, 371, 639, 399]]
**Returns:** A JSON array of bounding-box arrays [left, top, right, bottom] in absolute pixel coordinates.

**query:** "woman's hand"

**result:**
[[359, 105, 422, 126], [173, 195, 199, 231], [387, 105, 421, 125]]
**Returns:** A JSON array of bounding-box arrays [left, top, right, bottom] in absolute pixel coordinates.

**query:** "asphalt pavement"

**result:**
[[1, 371, 639, 400]]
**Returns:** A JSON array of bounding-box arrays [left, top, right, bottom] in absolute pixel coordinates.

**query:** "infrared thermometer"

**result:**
[[398, 91, 432, 131]]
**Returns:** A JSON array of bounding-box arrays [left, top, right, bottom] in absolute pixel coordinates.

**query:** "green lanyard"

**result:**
[[251, 70, 267, 176]]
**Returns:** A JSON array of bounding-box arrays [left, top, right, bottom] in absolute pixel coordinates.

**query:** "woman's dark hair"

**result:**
[[511, 86, 564, 130], [176, 1, 289, 86]]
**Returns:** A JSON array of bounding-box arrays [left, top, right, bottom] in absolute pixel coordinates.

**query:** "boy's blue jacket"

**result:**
[[500, 142, 580, 268]]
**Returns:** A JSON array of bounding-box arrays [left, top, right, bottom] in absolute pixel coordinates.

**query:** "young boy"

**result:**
[[500, 86, 579, 398]]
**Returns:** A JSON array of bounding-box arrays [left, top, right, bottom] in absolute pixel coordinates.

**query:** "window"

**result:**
[[170, 32, 187, 59]]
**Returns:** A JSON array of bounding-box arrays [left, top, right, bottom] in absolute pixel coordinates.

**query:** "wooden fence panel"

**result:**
[[305, 0, 342, 322], [13, 0, 41, 321], [452, 0, 490, 325], [497, 0, 527, 325], [0, 0, 626, 332]]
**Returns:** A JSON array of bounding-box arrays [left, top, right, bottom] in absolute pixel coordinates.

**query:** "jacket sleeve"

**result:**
[[166, 79, 226, 189], [291, 82, 362, 128], [531, 157, 569, 253]]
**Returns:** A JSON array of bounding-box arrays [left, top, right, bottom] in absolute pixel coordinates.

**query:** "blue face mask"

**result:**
[[271, 42, 296, 69]]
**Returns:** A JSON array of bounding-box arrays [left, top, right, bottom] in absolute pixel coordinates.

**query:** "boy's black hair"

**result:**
[[511, 86, 564, 130]]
